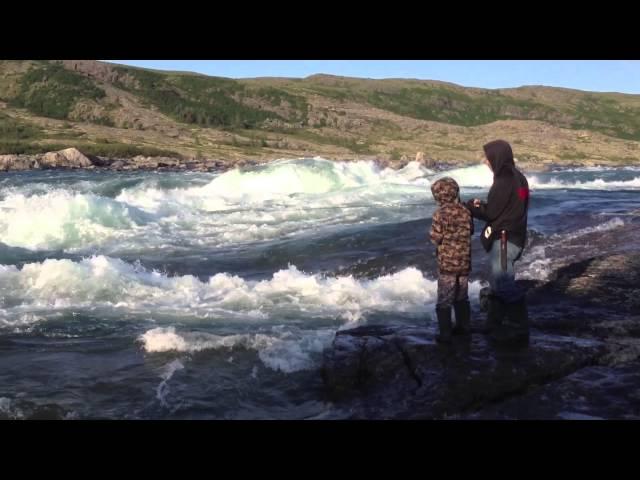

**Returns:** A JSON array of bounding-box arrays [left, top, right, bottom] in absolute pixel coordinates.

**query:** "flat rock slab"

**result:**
[[321, 325, 605, 419], [463, 360, 640, 420]]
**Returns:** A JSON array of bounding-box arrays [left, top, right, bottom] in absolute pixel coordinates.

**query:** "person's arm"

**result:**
[[466, 177, 512, 222], [430, 210, 444, 245]]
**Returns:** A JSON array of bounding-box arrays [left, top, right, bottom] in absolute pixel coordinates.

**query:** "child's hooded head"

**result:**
[[431, 177, 460, 205]]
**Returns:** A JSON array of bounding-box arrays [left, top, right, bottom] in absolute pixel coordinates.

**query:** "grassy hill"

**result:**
[[0, 60, 639, 167]]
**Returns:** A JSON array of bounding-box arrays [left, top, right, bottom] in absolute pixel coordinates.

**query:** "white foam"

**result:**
[[0, 397, 24, 419], [117, 158, 433, 213], [0, 256, 484, 330], [432, 163, 495, 188], [5, 160, 635, 254], [517, 249, 554, 281], [0, 190, 145, 250], [2, 159, 436, 252], [549, 166, 640, 173], [0, 256, 483, 323], [0, 312, 45, 333], [432, 163, 640, 191], [139, 326, 335, 373], [554, 217, 625, 240], [156, 359, 185, 407], [550, 166, 614, 173], [518, 218, 625, 281], [557, 412, 604, 420], [529, 176, 640, 190]]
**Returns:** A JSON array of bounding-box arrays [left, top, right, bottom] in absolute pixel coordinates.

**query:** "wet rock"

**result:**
[[26, 404, 69, 420], [322, 250, 640, 419], [110, 160, 127, 170], [550, 254, 640, 313], [321, 325, 605, 419], [0, 398, 72, 420], [464, 360, 640, 419], [527, 252, 640, 339]]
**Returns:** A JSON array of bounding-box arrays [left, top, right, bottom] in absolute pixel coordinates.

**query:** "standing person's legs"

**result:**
[[488, 240, 529, 343], [489, 241, 523, 302], [454, 275, 469, 302], [435, 274, 457, 343], [437, 273, 459, 308], [452, 275, 471, 336]]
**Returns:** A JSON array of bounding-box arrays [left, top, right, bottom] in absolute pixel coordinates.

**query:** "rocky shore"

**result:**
[[320, 221, 640, 419], [0, 147, 588, 173], [0, 148, 229, 173]]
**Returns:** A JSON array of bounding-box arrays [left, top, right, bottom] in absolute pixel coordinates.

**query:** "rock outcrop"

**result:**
[[0, 147, 233, 172], [0, 154, 40, 171], [321, 248, 640, 419], [1, 147, 96, 171]]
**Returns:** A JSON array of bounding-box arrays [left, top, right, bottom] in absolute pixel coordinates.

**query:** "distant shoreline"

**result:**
[[0, 147, 628, 174]]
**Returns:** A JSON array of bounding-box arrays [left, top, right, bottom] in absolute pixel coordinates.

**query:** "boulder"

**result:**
[[0, 154, 39, 171], [110, 160, 127, 170], [40, 148, 94, 168], [59, 147, 93, 167]]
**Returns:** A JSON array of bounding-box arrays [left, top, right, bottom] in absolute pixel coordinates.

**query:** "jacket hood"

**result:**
[[483, 140, 515, 176], [431, 177, 460, 205]]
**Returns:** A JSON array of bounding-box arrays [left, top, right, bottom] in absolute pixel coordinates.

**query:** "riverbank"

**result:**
[[0, 146, 627, 174]]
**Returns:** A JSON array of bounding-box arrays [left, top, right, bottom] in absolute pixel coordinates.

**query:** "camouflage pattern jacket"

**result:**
[[430, 177, 474, 274]]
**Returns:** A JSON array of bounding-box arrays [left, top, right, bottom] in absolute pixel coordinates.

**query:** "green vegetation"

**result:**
[[112, 67, 309, 129], [292, 130, 373, 154], [0, 137, 180, 158], [296, 79, 640, 140], [255, 87, 308, 121], [572, 95, 640, 140], [0, 141, 61, 155], [93, 116, 116, 127], [77, 142, 180, 158], [0, 112, 42, 140], [1, 61, 640, 163], [222, 131, 272, 149], [9, 62, 105, 119], [517, 153, 542, 163], [558, 151, 588, 160], [48, 131, 86, 139], [362, 86, 548, 126]]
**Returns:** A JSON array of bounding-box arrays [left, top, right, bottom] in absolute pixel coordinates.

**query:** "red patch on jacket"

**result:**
[[518, 187, 529, 201]]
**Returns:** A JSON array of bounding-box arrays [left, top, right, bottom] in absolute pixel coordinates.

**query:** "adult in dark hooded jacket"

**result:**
[[466, 140, 530, 344]]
